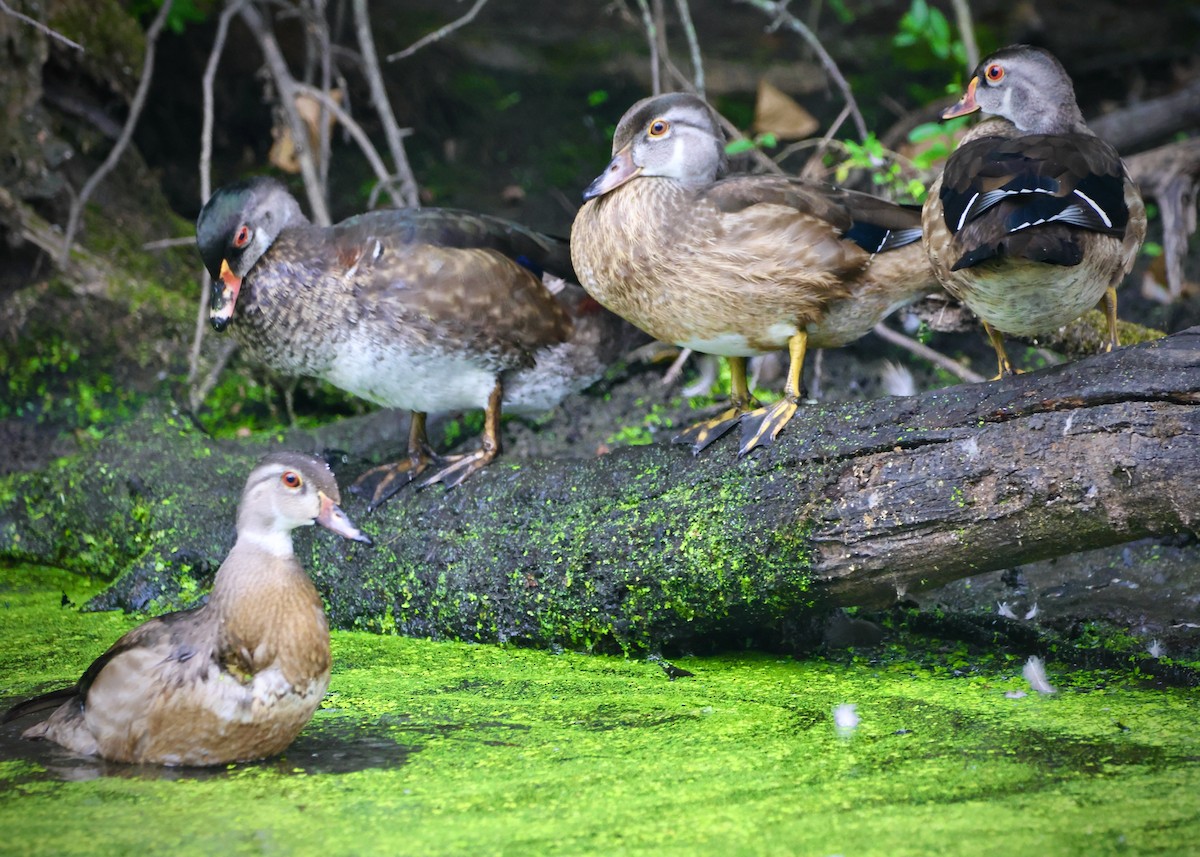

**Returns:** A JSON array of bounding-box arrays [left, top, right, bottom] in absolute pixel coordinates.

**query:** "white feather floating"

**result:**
[[1022, 656, 1057, 695], [833, 703, 860, 737]]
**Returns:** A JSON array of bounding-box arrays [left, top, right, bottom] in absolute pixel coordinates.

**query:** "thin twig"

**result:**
[[872, 321, 986, 384], [734, 0, 868, 141], [293, 82, 406, 196], [199, 1, 245, 203], [311, 0, 335, 191], [949, 0, 979, 71], [350, 0, 419, 207], [633, 0, 661, 95], [58, 0, 174, 265], [142, 237, 196, 250], [653, 0, 668, 85], [660, 347, 693, 385], [672, 0, 705, 97], [791, 101, 850, 180], [385, 0, 489, 62], [0, 0, 83, 51], [189, 338, 239, 414], [191, 0, 246, 400], [239, 2, 332, 225]]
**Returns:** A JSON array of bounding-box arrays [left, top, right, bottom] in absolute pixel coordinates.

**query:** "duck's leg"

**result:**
[[738, 331, 807, 456], [419, 382, 503, 489], [982, 321, 1016, 379], [352, 411, 438, 507], [673, 355, 760, 455], [1098, 286, 1120, 352]]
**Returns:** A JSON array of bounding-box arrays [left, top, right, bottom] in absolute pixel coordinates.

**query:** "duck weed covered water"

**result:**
[[3, 564, 1199, 855]]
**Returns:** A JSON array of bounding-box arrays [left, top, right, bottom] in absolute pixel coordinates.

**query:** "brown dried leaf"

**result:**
[[753, 79, 818, 140]]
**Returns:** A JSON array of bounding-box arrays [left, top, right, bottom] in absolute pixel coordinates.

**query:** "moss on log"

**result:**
[[1, 329, 1197, 653]]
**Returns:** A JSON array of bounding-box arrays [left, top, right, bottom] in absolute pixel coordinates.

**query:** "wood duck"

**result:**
[[571, 92, 938, 455], [923, 45, 1147, 377], [4, 452, 370, 766], [196, 178, 632, 505]]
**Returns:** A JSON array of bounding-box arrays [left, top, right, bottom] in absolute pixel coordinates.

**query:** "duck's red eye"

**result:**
[[648, 118, 670, 138], [233, 225, 251, 248], [985, 64, 1004, 83], [281, 471, 302, 489]]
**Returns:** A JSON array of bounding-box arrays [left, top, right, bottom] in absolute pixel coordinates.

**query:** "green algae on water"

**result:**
[[3, 564, 1199, 856]]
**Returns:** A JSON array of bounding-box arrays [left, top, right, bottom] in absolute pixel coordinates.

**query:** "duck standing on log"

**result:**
[[922, 45, 1147, 377], [197, 178, 635, 505], [571, 92, 940, 456]]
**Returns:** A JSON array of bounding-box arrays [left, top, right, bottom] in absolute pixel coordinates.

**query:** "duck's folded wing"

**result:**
[[3, 686, 79, 722], [3, 609, 207, 723], [705, 176, 923, 254], [326, 224, 574, 362], [338, 208, 575, 280], [940, 134, 1130, 244]]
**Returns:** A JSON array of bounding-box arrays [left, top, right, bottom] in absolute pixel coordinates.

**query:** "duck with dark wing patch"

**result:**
[[923, 45, 1147, 377]]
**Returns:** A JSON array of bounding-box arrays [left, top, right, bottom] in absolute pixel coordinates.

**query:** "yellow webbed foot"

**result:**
[[673, 408, 747, 455], [737, 398, 799, 456]]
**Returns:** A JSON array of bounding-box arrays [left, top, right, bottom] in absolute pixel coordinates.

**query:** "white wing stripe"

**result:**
[[956, 191, 980, 232], [1072, 188, 1113, 228]]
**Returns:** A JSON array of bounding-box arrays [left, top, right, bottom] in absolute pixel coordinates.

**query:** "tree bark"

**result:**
[[2, 329, 1197, 653]]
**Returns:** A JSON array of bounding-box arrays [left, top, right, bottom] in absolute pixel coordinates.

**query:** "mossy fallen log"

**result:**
[[1, 329, 1197, 653]]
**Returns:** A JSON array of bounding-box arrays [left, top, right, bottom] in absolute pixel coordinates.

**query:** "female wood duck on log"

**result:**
[[923, 45, 1147, 377], [570, 92, 939, 457], [4, 452, 370, 766], [196, 178, 634, 505]]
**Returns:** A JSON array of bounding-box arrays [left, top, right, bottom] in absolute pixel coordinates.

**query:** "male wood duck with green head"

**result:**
[[571, 92, 939, 455], [923, 45, 1147, 377], [4, 452, 370, 766], [197, 178, 631, 505]]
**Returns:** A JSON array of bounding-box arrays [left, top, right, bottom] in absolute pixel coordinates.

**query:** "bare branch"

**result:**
[[949, 0, 979, 71], [189, 338, 239, 414], [791, 102, 851, 180], [191, 0, 248, 402], [308, 0, 335, 191], [633, 0, 662, 95], [385, 0, 489, 62], [293, 82, 408, 198], [0, 0, 83, 51], [199, 1, 246, 203], [734, 0, 868, 141], [873, 321, 987, 385], [672, 0, 705, 97], [350, 0, 419, 207], [58, 0, 174, 265], [238, 2, 332, 226], [141, 237, 195, 251], [1124, 138, 1200, 302]]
